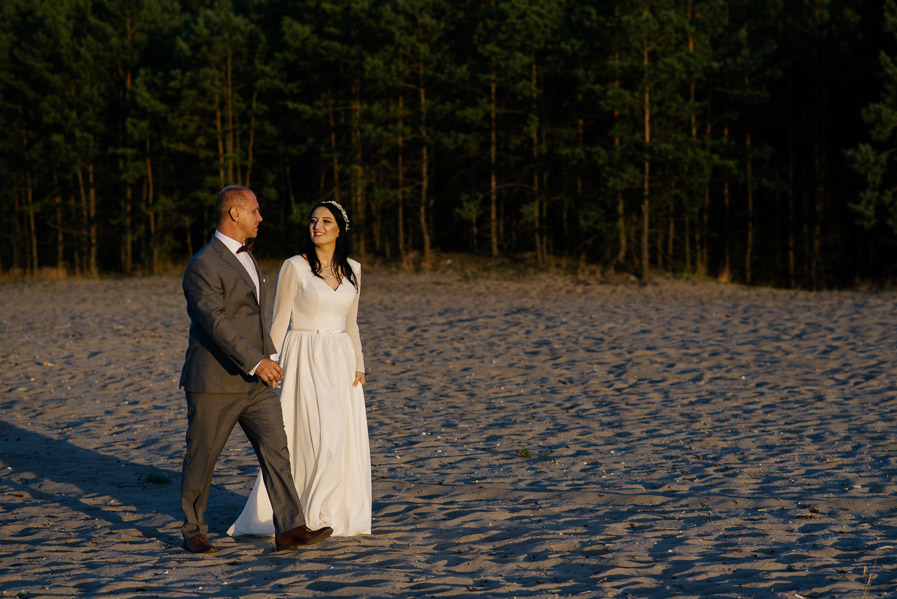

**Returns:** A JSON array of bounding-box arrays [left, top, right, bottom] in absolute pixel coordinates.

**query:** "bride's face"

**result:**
[[309, 206, 340, 247]]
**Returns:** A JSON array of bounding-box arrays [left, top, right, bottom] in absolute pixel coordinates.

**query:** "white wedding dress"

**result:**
[[228, 255, 371, 537]]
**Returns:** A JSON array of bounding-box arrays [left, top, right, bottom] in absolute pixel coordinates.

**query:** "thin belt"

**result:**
[[292, 328, 346, 335]]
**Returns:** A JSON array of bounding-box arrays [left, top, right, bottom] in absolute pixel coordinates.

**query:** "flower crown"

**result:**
[[320, 201, 350, 231]]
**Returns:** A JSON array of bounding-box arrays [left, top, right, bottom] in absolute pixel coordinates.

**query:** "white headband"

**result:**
[[320, 201, 350, 231]]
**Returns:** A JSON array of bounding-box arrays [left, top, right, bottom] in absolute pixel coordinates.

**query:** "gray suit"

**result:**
[[179, 235, 304, 539]]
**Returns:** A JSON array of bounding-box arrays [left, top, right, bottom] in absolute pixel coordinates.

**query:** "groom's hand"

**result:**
[[257, 358, 284, 389]]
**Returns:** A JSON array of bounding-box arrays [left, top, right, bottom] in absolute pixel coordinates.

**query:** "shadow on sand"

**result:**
[[0, 419, 249, 547]]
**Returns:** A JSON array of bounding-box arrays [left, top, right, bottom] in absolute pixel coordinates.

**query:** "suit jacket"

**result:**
[[179, 235, 275, 393]]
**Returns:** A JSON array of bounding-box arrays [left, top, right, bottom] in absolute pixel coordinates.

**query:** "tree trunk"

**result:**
[[75, 161, 98, 276], [418, 34, 431, 265], [352, 86, 365, 254], [614, 62, 625, 268], [12, 185, 22, 271], [122, 179, 133, 274], [246, 87, 258, 187], [185, 216, 193, 258], [700, 193, 708, 276], [119, 152, 130, 275], [812, 145, 824, 288], [120, 63, 133, 275], [532, 59, 543, 266], [398, 91, 405, 257], [88, 162, 98, 276], [720, 126, 731, 282], [745, 130, 753, 285], [216, 90, 225, 188], [573, 94, 583, 249], [640, 18, 650, 282], [811, 5, 826, 289], [286, 153, 296, 210], [329, 100, 341, 203], [788, 148, 795, 287], [53, 164, 64, 269], [19, 114, 38, 274], [74, 169, 86, 276], [541, 128, 549, 256], [225, 49, 236, 185], [26, 171, 37, 274], [686, 3, 695, 273], [490, 61, 498, 257], [667, 203, 674, 270], [118, 121, 131, 274], [146, 135, 158, 273], [24, 172, 37, 273], [698, 111, 712, 276], [489, 0, 499, 258]]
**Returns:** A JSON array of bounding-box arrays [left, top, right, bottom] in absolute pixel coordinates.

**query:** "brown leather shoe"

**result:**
[[274, 525, 333, 551], [183, 534, 218, 554]]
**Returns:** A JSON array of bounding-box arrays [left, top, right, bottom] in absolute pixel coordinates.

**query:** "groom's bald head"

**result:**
[[217, 186, 252, 225]]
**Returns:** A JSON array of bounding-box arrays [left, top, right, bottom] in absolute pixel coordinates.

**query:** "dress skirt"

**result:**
[[228, 328, 372, 537]]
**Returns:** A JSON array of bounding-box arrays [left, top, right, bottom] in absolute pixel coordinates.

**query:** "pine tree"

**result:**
[[849, 0, 897, 240]]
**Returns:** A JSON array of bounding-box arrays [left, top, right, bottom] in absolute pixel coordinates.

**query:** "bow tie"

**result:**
[[237, 243, 253, 254]]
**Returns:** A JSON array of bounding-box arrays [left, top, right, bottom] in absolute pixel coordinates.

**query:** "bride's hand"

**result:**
[[352, 371, 365, 387]]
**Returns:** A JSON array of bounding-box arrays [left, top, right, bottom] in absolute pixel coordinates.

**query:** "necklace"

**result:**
[[319, 263, 339, 280]]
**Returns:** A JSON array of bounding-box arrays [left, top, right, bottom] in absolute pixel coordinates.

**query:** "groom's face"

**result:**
[[233, 192, 262, 241]]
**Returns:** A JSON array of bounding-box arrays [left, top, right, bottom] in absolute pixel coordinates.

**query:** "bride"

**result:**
[[228, 200, 371, 537]]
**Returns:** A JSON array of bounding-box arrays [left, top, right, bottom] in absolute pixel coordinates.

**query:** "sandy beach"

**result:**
[[1, 270, 896, 598]]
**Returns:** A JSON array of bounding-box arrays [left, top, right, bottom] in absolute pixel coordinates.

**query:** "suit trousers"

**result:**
[[180, 383, 305, 539]]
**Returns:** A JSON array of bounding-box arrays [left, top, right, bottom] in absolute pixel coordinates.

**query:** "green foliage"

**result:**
[[455, 193, 483, 225], [0, 0, 893, 284], [850, 0, 897, 236]]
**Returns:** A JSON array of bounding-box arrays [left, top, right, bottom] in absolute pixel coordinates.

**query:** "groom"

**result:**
[[178, 185, 332, 554]]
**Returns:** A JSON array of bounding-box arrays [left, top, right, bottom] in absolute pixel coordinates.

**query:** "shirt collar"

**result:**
[[215, 230, 245, 255]]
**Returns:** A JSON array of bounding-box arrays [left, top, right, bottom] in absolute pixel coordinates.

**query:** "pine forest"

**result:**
[[2, 0, 897, 288]]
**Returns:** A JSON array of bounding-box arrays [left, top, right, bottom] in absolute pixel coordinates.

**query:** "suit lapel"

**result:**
[[210, 236, 259, 304], [252, 254, 274, 345], [250, 252, 265, 311]]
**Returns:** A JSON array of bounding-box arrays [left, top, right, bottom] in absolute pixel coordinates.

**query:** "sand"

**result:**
[[1, 271, 895, 598]]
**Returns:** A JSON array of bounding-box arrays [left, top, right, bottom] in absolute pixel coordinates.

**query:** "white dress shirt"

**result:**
[[214, 230, 272, 375]]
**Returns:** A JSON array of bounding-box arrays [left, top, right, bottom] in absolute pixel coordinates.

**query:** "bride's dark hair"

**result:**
[[300, 201, 358, 290]]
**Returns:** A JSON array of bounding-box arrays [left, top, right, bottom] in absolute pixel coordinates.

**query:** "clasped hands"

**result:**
[[259, 357, 365, 389], [256, 358, 284, 389]]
